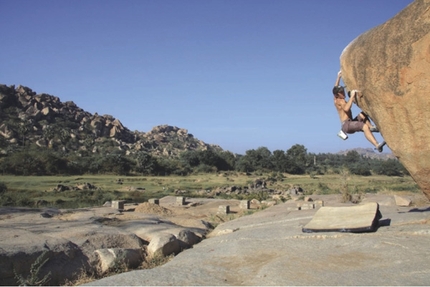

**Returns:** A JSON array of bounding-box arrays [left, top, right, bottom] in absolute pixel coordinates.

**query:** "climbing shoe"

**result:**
[[375, 141, 386, 153], [370, 126, 379, 133]]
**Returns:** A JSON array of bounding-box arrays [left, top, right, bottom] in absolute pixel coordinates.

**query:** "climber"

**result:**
[[333, 71, 385, 152]]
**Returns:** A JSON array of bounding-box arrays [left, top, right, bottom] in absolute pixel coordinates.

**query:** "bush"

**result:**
[[14, 250, 51, 286], [373, 159, 406, 176], [349, 164, 371, 176], [0, 182, 6, 194], [195, 164, 217, 173]]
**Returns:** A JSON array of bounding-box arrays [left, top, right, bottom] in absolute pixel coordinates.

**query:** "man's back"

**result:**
[[334, 97, 352, 123]]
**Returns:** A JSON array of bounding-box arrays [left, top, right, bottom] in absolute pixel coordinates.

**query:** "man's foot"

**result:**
[[375, 141, 386, 153], [370, 126, 379, 132]]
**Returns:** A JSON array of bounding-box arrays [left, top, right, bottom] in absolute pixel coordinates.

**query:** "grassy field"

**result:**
[[0, 171, 421, 209]]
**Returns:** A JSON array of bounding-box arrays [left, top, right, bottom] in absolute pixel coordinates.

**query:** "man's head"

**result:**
[[333, 85, 345, 98]]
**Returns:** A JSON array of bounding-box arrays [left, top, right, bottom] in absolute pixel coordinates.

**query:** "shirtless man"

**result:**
[[333, 71, 385, 152]]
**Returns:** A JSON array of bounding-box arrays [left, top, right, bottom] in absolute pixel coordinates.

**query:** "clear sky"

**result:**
[[0, 0, 413, 155]]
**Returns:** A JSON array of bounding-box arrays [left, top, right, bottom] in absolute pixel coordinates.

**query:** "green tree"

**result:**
[[0, 135, 8, 149], [374, 159, 406, 176], [88, 155, 104, 174], [17, 122, 31, 146], [198, 150, 219, 167], [242, 147, 273, 171], [196, 149, 232, 171], [217, 151, 236, 171], [254, 147, 273, 170], [42, 125, 55, 142], [153, 157, 191, 176], [38, 150, 69, 175], [349, 162, 371, 176], [0, 182, 6, 194], [99, 153, 132, 175], [135, 151, 155, 175], [3, 149, 42, 175], [180, 150, 200, 167], [235, 154, 254, 172], [272, 149, 287, 172], [344, 150, 361, 163], [285, 144, 307, 174]]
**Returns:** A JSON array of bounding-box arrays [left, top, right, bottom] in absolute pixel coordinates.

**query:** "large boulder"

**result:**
[[340, 0, 430, 199], [147, 233, 181, 257], [0, 230, 89, 286], [94, 248, 143, 274]]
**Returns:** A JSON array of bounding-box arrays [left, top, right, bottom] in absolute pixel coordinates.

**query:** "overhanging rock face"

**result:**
[[340, 0, 430, 200]]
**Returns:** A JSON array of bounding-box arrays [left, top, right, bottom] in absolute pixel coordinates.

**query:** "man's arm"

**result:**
[[335, 71, 342, 86], [342, 92, 356, 112]]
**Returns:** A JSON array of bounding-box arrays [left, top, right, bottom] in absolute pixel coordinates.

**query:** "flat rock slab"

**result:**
[[85, 198, 430, 286], [302, 202, 381, 233]]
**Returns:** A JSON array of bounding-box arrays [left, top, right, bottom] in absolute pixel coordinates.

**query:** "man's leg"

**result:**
[[345, 120, 384, 152], [358, 112, 379, 132], [362, 125, 385, 152], [363, 125, 378, 146]]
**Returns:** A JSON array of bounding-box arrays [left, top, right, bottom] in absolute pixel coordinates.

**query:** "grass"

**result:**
[[14, 250, 51, 286], [0, 173, 248, 193], [0, 172, 421, 209], [63, 253, 175, 286]]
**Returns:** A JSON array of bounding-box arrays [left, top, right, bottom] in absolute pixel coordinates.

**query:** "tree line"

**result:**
[[0, 144, 407, 177]]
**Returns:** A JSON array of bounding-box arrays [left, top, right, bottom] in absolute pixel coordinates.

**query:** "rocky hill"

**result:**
[[0, 84, 222, 157]]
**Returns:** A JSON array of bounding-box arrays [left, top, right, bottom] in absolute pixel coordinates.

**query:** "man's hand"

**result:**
[[335, 70, 342, 86], [349, 90, 362, 98]]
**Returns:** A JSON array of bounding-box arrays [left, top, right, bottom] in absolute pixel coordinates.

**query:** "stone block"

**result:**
[[297, 203, 315, 210], [148, 198, 159, 205], [176, 196, 185, 206], [302, 202, 382, 233], [112, 200, 125, 210], [218, 205, 230, 214], [394, 195, 411, 207], [239, 200, 250, 210], [314, 200, 324, 208]]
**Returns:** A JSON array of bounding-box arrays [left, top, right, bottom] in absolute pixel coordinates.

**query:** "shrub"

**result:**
[[0, 182, 6, 194], [14, 250, 51, 286]]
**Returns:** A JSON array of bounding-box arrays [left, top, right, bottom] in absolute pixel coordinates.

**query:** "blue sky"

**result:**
[[0, 0, 413, 155]]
